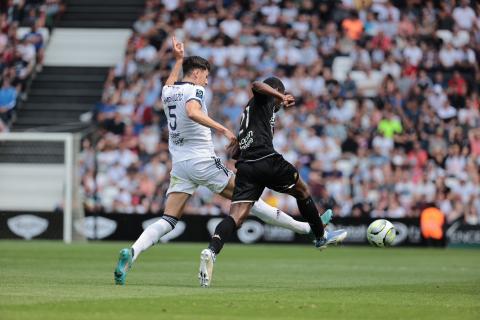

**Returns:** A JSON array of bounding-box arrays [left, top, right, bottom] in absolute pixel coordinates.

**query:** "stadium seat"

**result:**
[[435, 30, 453, 44], [349, 71, 384, 97], [332, 56, 354, 82]]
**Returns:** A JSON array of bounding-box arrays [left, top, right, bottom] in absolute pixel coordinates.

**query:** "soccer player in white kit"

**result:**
[[114, 37, 334, 285]]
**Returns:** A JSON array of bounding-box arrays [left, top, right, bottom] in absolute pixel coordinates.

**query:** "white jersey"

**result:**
[[162, 82, 215, 163]]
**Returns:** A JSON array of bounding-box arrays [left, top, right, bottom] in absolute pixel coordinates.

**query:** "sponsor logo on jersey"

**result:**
[[239, 130, 254, 150], [7, 214, 48, 239], [196, 89, 203, 99], [170, 132, 184, 145], [269, 114, 276, 129]]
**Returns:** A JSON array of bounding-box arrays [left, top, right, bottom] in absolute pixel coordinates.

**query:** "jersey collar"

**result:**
[[174, 81, 195, 85]]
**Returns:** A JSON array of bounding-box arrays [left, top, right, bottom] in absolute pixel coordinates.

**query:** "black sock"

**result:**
[[297, 196, 324, 239], [208, 215, 237, 255]]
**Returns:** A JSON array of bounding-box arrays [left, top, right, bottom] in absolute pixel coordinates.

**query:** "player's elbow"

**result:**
[[251, 81, 262, 92], [186, 107, 197, 120]]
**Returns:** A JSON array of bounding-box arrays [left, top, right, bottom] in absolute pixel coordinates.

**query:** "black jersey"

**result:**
[[237, 91, 278, 161]]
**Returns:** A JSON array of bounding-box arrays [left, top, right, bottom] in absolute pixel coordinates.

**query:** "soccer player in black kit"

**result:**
[[199, 77, 347, 287]]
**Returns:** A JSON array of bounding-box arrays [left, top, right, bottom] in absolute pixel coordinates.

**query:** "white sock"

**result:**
[[131, 216, 177, 261], [251, 199, 311, 235]]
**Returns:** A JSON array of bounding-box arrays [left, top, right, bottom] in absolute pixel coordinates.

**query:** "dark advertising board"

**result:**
[[0, 211, 63, 240], [446, 221, 480, 248], [1, 211, 478, 248], [79, 213, 425, 246]]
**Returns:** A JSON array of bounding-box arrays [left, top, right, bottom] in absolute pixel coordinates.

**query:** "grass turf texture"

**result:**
[[0, 241, 479, 320]]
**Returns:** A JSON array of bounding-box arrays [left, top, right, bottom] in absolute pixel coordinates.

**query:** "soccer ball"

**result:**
[[366, 219, 396, 247]]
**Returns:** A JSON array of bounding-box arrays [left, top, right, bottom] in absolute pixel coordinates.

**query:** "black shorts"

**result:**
[[232, 154, 299, 202]]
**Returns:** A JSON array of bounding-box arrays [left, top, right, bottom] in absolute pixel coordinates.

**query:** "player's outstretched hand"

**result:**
[[224, 129, 238, 149], [283, 94, 295, 108], [172, 36, 184, 61]]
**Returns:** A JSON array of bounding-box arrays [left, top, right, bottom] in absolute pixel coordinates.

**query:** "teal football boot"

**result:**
[[314, 229, 348, 250], [320, 208, 334, 225], [114, 248, 133, 285]]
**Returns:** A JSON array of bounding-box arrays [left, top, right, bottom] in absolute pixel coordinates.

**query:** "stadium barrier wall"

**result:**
[[0, 211, 63, 240], [446, 221, 480, 248], [1, 211, 479, 247]]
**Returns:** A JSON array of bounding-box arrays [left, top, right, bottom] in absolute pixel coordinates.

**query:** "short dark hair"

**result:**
[[183, 56, 210, 76], [263, 77, 285, 93]]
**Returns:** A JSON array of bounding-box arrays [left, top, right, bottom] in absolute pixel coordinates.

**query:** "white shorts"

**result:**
[[167, 157, 233, 195]]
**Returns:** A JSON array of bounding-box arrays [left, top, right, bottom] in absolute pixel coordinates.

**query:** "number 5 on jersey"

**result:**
[[168, 105, 177, 130]]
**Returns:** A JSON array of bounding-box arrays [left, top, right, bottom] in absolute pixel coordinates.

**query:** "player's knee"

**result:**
[[301, 190, 311, 200], [294, 189, 310, 200], [230, 209, 249, 227], [288, 184, 310, 200], [229, 202, 253, 227], [231, 213, 246, 227], [293, 179, 310, 199]]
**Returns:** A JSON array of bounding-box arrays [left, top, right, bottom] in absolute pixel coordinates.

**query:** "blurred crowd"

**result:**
[[82, 0, 480, 225], [0, 0, 63, 132]]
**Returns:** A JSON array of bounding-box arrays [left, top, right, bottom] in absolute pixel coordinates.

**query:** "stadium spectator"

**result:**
[[452, 0, 477, 31], [447, 71, 467, 108], [0, 0, 62, 128], [80, 0, 480, 226], [0, 78, 17, 123], [342, 10, 363, 40], [439, 42, 458, 69]]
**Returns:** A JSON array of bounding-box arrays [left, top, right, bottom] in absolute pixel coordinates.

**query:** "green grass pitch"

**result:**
[[0, 241, 479, 320]]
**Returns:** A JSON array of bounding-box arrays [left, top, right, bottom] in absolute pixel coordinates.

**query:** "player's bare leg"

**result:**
[[219, 176, 332, 234], [114, 192, 190, 285], [199, 201, 253, 287]]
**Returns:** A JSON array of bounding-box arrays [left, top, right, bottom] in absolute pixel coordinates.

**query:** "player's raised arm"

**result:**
[[186, 100, 237, 146], [164, 36, 184, 86], [251, 81, 295, 108]]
